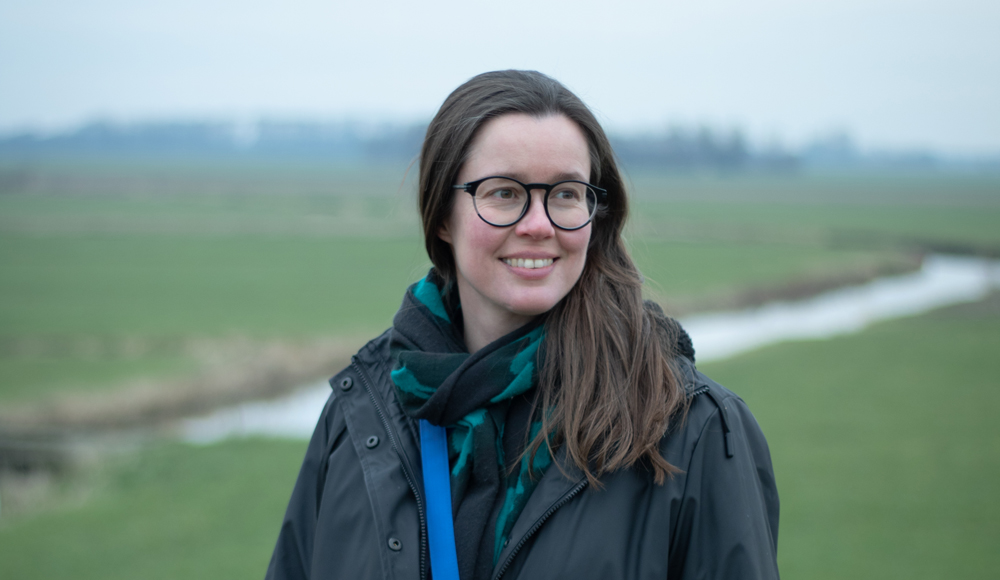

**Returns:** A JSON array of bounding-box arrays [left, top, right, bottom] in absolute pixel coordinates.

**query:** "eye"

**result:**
[[477, 180, 525, 202], [553, 186, 582, 201]]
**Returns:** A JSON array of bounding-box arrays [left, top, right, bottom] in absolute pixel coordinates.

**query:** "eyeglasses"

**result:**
[[452, 176, 607, 231]]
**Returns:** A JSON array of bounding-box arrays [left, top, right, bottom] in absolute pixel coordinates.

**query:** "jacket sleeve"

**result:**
[[265, 392, 346, 580], [669, 393, 780, 579]]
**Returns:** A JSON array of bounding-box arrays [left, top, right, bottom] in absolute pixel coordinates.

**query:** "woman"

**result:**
[[267, 70, 779, 580]]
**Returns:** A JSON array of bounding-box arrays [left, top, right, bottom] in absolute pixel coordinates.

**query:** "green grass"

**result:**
[[1, 297, 996, 579], [631, 238, 899, 299], [0, 438, 308, 580], [6, 169, 947, 403], [629, 171, 1000, 248], [0, 233, 897, 339], [0, 234, 431, 339], [3, 153, 997, 578], [0, 228, 889, 403], [701, 294, 1000, 579], [628, 170, 1000, 206], [0, 354, 198, 403], [632, 199, 1000, 248], [0, 189, 420, 237], [0, 232, 433, 403], [1, 166, 996, 402]]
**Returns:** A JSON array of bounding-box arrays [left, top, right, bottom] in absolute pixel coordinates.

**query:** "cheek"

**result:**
[[560, 227, 592, 282], [563, 226, 592, 258], [451, 215, 507, 263], [470, 224, 505, 254]]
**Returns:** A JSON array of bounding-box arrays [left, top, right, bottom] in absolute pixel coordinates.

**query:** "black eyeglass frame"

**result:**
[[452, 176, 608, 231]]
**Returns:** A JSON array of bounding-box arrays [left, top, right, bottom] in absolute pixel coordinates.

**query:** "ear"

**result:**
[[437, 222, 453, 244]]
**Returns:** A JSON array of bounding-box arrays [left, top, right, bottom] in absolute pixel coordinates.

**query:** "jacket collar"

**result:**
[[349, 329, 704, 580]]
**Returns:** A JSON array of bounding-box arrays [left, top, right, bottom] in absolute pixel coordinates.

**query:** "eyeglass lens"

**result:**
[[472, 178, 597, 229]]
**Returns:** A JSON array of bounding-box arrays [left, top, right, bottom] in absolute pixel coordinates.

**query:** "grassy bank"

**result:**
[[0, 438, 307, 579], [701, 294, 1000, 578]]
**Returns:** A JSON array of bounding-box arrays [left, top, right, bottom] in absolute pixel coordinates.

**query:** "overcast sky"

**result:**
[[1, 0, 997, 154]]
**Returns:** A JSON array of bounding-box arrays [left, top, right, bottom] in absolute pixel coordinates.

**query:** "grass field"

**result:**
[[8, 165, 994, 404], [701, 294, 1000, 579], [0, 231, 902, 404], [1, 295, 996, 579], [0, 439, 307, 579], [1, 161, 998, 578], [0, 233, 903, 339], [627, 172, 1000, 251]]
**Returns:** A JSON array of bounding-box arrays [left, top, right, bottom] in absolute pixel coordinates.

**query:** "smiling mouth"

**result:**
[[503, 258, 554, 269]]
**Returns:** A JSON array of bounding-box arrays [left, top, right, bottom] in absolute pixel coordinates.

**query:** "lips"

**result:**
[[502, 257, 554, 269]]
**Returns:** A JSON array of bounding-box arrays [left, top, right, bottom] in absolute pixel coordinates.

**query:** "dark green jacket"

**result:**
[[266, 330, 780, 580]]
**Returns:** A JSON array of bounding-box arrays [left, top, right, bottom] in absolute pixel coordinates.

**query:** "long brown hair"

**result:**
[[419, 70, 687, 485]]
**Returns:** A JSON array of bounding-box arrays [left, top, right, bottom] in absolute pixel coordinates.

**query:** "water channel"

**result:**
[[179, 254, 1000, 444]]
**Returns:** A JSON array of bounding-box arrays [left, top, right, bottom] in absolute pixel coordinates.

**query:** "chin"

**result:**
[[505, 292, 566, 317]]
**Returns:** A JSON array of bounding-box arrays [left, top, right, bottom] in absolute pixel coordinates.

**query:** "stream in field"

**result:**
[[179, 254, 1000, 443]]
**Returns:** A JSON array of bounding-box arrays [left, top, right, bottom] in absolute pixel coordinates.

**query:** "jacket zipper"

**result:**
[[492, 478, 589, 580], [492, 383, 711, 580], [352, 357, 429, 580]]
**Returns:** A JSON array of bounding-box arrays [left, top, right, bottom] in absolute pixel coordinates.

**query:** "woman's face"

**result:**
[[439, 113, 593, 345]]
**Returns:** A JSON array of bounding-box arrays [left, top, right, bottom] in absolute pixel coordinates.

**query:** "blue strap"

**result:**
[[419, 419, 461, 580]]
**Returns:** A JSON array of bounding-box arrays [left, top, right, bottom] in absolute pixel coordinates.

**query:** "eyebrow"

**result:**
[[501, 170, 589, 183]]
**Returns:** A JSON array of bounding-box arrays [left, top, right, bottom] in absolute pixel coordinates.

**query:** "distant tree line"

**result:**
[[0, 119, 971, 171], [0, 121, 426, 164]]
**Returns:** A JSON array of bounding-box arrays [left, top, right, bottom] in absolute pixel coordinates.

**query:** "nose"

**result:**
[[515, 189, 556, 238]]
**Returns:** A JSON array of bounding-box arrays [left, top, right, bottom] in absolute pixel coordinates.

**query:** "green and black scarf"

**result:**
[[389, 270, 552, 580]]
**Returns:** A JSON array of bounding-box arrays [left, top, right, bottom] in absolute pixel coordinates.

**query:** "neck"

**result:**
[[455, 280, 535, 352], [462, 309, 533, 353]]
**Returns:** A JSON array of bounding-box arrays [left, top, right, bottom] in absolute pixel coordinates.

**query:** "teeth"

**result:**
[[504, 258, 553, 269]]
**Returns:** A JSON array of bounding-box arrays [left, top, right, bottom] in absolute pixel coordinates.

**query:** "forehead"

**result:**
[[461, 113, 591, 182]]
